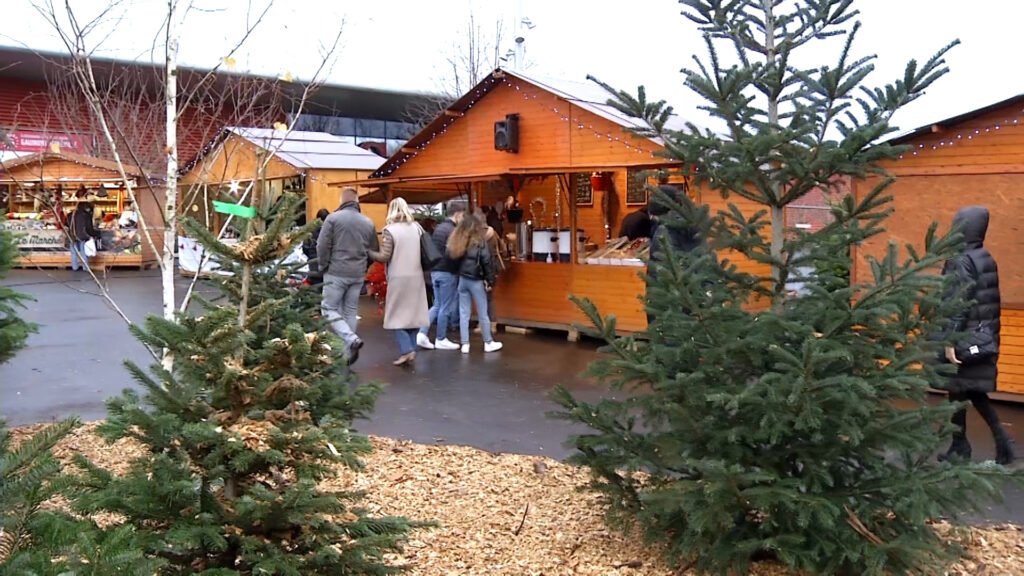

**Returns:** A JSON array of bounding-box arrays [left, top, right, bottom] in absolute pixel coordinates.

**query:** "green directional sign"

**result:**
[[212, 200, 257, 219]]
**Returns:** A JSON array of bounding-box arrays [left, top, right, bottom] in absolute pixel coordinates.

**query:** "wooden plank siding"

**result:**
[[852, 98, 1024, 396], [390, 78, 662, 179]]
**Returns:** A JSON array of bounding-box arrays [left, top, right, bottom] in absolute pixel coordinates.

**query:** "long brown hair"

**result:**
[[446, 213, 485, 259]]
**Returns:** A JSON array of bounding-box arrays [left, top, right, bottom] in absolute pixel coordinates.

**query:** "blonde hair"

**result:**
[[386, 197, 415, 224]]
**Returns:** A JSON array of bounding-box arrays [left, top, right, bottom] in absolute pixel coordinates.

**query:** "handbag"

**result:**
[[950, 251, 999, 365], [418, 225, 442, 271], [83, 237, 97, 257], [954, 321, 998, 365]]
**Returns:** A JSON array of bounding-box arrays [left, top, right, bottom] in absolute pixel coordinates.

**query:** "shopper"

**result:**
[[645, 184, 706, 326], [69, 200, 100, 272], [417, 198, 467, 351], [619, 204, 652, 240], [316, 187, 378, 366], [937, 206, 1014, 465], [369, 198, 430, 367], [474, 208, 505, 335], [447, 213, 502, 354], [302, 208, 330, 284]]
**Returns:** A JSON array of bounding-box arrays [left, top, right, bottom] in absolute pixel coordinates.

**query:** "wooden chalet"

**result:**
[[1, 151, 162, 269], [179, 128, 387, 231], [334, 68, 770, 335], [852, 94, 1024, 398]]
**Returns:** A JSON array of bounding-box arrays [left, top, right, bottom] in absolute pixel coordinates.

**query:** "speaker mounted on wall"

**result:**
[[494, 113, 519, 153]]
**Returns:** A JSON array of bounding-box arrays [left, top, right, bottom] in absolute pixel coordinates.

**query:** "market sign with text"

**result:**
[[4, 130, 86, 153]]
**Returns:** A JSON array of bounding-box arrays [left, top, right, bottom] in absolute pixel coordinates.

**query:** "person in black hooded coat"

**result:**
[[645, 184, 708, 326], [937, 206, 1014, 465]]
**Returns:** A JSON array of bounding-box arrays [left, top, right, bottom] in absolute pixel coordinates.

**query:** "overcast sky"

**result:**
[[0, 1, 1019, 132]]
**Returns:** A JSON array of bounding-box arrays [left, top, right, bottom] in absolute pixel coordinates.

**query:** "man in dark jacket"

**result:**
[[645, 185, 707, 326], [417, 198, 467, 350], [317, 188, 378, 365], [937, 206, 1014, 465], [619, 205, 652, 240], [70, 201, 101, 271]]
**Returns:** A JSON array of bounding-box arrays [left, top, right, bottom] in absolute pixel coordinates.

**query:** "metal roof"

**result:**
[[228, 127, 385, 171], [504, 69, 690, 136]]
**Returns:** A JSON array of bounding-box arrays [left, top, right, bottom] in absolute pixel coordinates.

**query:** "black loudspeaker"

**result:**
[[494, 113, 519, 153]]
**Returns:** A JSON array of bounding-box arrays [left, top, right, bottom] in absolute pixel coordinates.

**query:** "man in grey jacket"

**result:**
[[317, 187, 378, 365]]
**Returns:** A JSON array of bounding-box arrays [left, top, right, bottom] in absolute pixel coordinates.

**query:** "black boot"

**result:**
[[939, 405, 971, 462], [995, 432, 1015, 466], [969, 392, 1015, 465], [938, 434, 972, 462]]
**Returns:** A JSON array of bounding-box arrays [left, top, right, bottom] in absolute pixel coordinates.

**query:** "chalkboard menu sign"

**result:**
[[573, 173, 593, 206], [625, 169, 648, 205]]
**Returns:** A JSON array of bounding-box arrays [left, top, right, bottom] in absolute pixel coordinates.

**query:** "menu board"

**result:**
[[574, 173, 593, 206], [625, 169, 648, 205]]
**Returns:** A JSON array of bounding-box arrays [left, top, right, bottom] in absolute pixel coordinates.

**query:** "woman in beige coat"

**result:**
[[370, 198, 429, 366]]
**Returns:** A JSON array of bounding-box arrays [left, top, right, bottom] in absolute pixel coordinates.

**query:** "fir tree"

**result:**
[[553, 1, 1022, 574], [0, 228, 34, 363], [69, 194, 420, 575]]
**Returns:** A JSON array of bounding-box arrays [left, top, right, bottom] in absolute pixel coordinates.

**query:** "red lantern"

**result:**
[[589, 172, 606, 192]]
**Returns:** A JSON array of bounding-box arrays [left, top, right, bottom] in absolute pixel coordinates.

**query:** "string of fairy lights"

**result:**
[[897, 112, 1024, 160], [375, 73, 662, 177]]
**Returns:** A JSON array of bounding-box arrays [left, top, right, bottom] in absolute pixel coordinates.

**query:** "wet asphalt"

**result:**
[[1, 269, 1021, 524]]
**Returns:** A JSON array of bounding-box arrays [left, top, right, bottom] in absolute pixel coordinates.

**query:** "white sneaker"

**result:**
[[460, 344, 470, 354], [435, 338, 460, 351], [484, 341, 503, 353], [416, 333, 435, 349]]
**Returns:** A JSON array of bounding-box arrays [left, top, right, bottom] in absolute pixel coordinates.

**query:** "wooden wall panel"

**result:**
[[880, 107, 1024, 173], [568, 105, 662, 166], [492, 261, 574, 326], [571, 265, 647, 332], [852, 174, 1024, 304], [393, 77, 672, 180]]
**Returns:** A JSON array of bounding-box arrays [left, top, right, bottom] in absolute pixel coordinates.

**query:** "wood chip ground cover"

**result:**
[[14, 422, 1024, 575]]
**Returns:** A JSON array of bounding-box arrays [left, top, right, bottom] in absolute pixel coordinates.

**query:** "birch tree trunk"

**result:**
[[162, 0, 179, 369]]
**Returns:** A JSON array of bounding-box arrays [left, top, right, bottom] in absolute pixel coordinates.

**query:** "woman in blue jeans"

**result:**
[[369, 198, 430, 366], [446, 213, 502, 354]]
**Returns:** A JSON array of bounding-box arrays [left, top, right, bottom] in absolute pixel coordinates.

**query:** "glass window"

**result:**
[[386, 121, 415, 139], [355, 118, 386, 139]]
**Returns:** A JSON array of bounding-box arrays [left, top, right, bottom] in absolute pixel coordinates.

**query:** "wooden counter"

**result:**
[[492, 260, 648, 336]]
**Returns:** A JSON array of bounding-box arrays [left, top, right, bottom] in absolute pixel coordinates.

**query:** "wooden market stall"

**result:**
[[851, 93, 1024, 398], [178, 127, 386, 232], [0, 151, 161, 269], [333, 69, 771, 335]]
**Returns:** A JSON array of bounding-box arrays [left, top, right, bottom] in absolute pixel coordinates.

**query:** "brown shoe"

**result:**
[[393, 352, 416, 366]]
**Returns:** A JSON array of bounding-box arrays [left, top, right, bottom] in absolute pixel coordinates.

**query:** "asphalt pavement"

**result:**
[[1, 269, 1021, 524]]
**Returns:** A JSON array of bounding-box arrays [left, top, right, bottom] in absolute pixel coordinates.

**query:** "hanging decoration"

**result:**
[[897, 112, 1024, 160]]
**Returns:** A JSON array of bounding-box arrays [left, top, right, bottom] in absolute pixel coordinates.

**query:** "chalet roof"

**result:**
[[228, 127, 385, 171], [888, 93, 1024, 144], [370, 67, 686, 179], [0, 151, 143, 178], [507, 70, 689, 137]]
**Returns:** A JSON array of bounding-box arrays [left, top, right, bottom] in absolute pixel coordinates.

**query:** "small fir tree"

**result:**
[[0, 228, 34, 363], [553, 1, 1021, 574], [69, 194, 419, 575], [2, 229, 156, 575]]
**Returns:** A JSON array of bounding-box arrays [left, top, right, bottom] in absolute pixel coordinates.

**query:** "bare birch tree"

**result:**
[[406, 10, 509, 128], [22, 0, 343, 364]]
